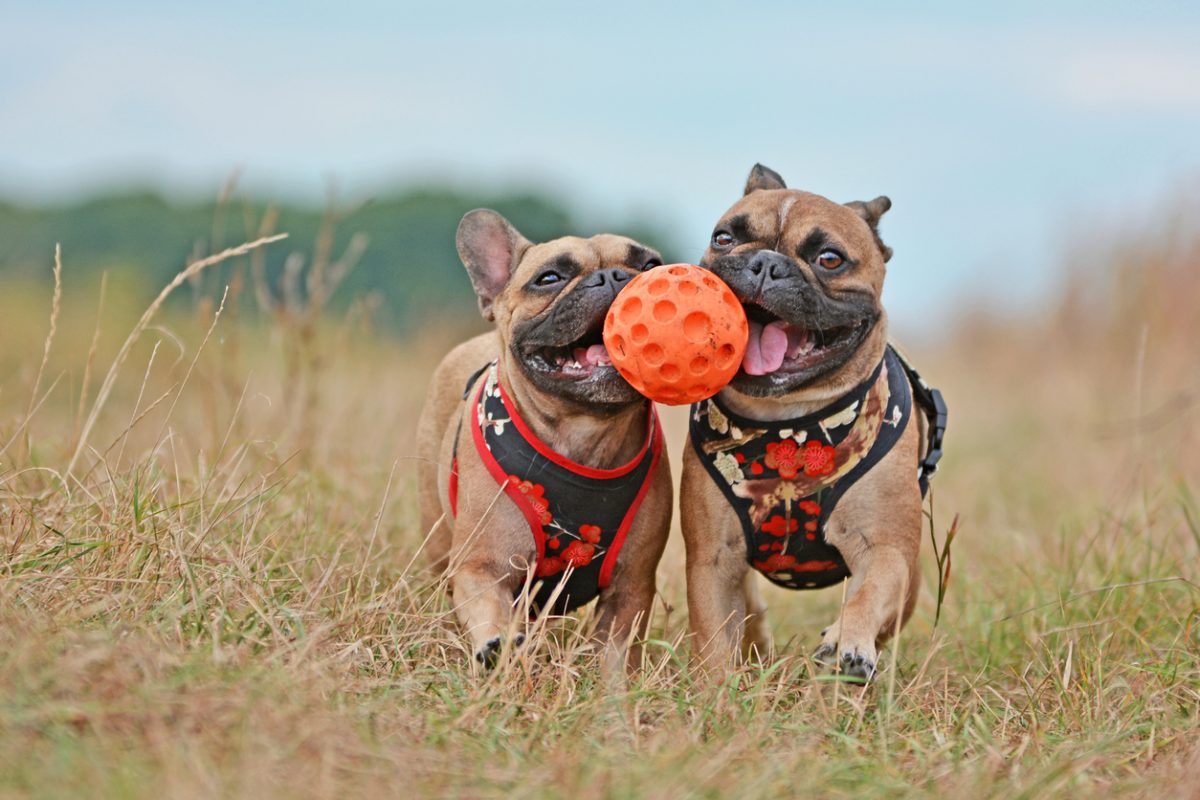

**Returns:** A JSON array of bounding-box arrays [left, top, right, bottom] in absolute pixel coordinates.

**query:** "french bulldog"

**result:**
[[680, 164, 944, 682], [416, 209, 673, 676]]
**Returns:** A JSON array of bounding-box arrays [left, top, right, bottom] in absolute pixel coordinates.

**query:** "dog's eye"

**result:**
[[817, 250, 845, 270], [712, 231, 734, 249], [534, 270, 563, 286], [642, 257, 662, 271]]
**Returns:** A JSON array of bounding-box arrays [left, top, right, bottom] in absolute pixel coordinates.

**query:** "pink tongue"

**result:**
[[586, 343, 610, 365], [574, 344, 611, 367], [743, 322, 764, 375], [761, 322, 788, 371], [742, 321, 789, 375]]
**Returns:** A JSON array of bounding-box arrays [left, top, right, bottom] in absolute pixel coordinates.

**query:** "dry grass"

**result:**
[[1, 207, 1198, 799]]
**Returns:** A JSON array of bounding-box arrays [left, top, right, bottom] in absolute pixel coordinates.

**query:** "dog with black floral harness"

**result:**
[[680, 165, 946, 682]]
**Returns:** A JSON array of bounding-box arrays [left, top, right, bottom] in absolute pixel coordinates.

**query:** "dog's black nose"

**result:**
[[581, 268, 631, 297], [769, 260, 794, 281], [746, 251, 801, 283]]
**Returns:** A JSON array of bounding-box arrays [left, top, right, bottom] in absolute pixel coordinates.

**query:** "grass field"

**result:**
[[1, 214, 1198, 798]]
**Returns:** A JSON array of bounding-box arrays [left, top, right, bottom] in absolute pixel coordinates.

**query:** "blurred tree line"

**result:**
[[0, 187, 677, 332]]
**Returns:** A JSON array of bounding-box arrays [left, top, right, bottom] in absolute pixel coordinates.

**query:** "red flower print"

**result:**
[[734, 452, 746, 464], [753, 555, 841, 574], [536, 556, 566, 577], [760, 515, 799, 537], [793, 559, 842, 573], [534, 504, 552, 525], [750, 462, 764, 476], [753, 553, 800, 572], [578, 524, 602, 544], [547, 537, 561, 550], [805, 533, 816, 541], [804, 520, 818, 532], [508, 475, 553, 524], [765, 439, 801, 479], [561, 540, 595, 567], [798, 500, 821, 516], [801, 440, 837, 477]]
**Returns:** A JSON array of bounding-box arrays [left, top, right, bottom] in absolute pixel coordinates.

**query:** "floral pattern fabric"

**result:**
[[689, 347, 914, 590], [460, 363, 662, 613]]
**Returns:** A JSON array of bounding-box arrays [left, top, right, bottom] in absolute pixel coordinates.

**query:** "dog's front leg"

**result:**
[[593, 576, 656, 684], [592, 458, 672, 684], [814, 542, 919, 682], [681, 446, 750, 682], [741, 571, 773, 661], [685, 548, 748, 681], [451, 561, 520, 672]]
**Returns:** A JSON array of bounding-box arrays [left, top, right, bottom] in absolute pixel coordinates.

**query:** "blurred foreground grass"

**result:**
[[0, 208, 1197, 798]]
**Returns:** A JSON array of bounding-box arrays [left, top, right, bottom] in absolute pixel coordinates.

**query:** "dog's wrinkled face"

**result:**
[[457, 209, 662, 409], [699, 164, 893, 399]]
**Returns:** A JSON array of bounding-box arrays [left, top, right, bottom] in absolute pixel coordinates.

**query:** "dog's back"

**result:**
[[416, 331, 499, 572]]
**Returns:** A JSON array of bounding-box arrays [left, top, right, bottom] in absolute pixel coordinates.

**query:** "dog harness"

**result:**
[[689, 345, 946, 590], [449, 362, 663, 614]]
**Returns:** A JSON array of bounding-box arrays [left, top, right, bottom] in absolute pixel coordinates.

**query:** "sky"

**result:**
[[3, 1, 1199, 331]]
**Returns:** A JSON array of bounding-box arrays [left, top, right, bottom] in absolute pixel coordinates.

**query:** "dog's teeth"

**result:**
[[570, 360, 582, 369]]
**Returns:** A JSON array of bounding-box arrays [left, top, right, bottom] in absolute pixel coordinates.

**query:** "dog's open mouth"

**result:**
[[741, 303, 869, 377], [525, 319, 615, 381]]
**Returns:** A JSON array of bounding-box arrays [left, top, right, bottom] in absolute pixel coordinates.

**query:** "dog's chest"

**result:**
[[689, 348, 913, 590], [456, 363, 662, 612]]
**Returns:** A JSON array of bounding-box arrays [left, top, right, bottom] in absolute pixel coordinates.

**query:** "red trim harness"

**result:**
[[451, 363, 662, 613]]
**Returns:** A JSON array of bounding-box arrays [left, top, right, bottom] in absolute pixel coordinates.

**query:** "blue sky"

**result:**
[[3, 1, 1199, 331]]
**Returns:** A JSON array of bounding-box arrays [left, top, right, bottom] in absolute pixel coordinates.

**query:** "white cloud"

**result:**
[[1049, 42, 1200, 112]]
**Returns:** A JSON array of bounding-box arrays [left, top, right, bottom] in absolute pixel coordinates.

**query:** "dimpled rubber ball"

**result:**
[[603, 264, 748, 405]]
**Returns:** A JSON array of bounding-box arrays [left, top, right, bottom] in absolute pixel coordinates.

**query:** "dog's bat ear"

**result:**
[[845, 196, 894, 262], [744, 163, 787, 195], [846, 195, 891, 227], [456, 209, 532, 320]]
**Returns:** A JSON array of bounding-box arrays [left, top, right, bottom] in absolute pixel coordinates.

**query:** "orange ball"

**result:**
[[604, 264, 748, 405]]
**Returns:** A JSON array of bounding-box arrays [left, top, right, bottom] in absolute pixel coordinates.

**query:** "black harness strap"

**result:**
[[462, 363, 491, 400], [450, 362, 492, 462], [889, 348, 947, 495]]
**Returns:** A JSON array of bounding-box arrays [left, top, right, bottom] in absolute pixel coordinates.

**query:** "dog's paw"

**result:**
[[812, 642, 838, 666], [474, 636, 503, 670], [811, 643, 876, 683], [838, 649, 876, 683], [473, 634, 527, 671]]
